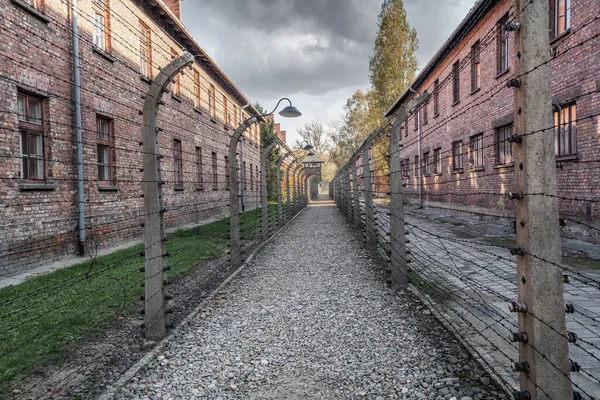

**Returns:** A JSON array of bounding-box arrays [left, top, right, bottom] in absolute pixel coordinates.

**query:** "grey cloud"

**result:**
[[182, 0, 476, 139]]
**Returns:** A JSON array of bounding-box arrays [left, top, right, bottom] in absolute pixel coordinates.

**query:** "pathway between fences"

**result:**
[[102, 196, 509, 400]]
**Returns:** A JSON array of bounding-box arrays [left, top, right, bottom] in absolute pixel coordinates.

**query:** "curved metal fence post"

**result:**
[[344, 166, 352, 221], [261, 141, 278, 241], [142, 53, 194, 341]]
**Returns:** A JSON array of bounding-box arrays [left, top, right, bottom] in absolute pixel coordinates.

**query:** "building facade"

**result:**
[[385, 0, 599, 237], [0, 0, 264, 275]]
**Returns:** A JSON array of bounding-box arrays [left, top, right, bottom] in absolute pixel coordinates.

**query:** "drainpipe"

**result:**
[[71, 0, 85, 255]]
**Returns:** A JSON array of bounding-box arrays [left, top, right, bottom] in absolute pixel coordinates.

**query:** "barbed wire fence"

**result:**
[[332, 1, 600, 399], [0, 2, 308, 396]]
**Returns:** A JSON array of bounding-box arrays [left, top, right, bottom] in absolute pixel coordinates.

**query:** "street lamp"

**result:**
[[229, 98, 302, 268]]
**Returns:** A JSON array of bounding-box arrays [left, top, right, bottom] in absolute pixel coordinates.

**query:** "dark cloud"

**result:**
[[181, 0, 476, 142]]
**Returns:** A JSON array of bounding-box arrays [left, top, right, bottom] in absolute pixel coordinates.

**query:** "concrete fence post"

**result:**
[[389, 95, 430, 291], [363, 144, 377, 251], [351, 157, 361, 227], [512, 1, 571, 398], [142, 53, 194, 341], [261, 140, 278, 241], [285, 161, 294, 220]]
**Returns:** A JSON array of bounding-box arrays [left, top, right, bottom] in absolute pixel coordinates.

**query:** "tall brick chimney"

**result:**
[[162, 0, 181, 19]]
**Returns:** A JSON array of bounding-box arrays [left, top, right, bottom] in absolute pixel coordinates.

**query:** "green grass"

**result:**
[[563, 256, 600, 270], [0, 207, 270, 386]]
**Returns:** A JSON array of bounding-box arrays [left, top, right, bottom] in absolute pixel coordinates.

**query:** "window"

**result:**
[[402, 159, 410, 178], [423, 152, 431, 175], [171, 48, 181, 97], [193, 69, 201, 108], [196, 147, 203, 186], [452, 141, 463, 171], [249, 163, 254, 191], [496, 125, 513, 165], [92, 0, 109, 52], [404, 121, 408, 137], [414, 156, 419, 177], [497, 15, 509, 75], [18, 93, 45, 180], [414, 109, 418, 130], [139, 20, 151, 78], [256, 165, 259, 190], [471, 40, 480, 92], [224, 155, 230, 189], [243, 161, 247, 190], [173, 139, 182, 186], [452, 61, 460, 104], [470, 134, 484, 168], [212, 152, 218, 188], [433, 79, 440, 116], [422, 99, 428, 124], [433, 148, 442, 174], [234, 105, 239, 126], [24, 0, 41, 10], [209, 84, 216, 118], [223, 96, 230, 125], [554, 0, 571, 37], [554, 103, 577, 157], [96, 116, 114, 183]]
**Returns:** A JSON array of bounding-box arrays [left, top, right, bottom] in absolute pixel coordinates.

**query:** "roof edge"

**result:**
[[384, 0, 498, 118]]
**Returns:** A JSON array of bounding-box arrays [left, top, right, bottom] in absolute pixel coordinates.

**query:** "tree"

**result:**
[[295, 121, 331, 159], [369, 0, 418, 121], [255, 103, 281, 202]]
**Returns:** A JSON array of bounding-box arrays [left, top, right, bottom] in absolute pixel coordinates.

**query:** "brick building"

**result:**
[[0, 0, 265, 275], [385, 0, 599, 232]]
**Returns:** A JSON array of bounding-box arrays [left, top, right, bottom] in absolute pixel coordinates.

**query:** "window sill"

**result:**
[[140, 75, 152, 84], [98, 184, 120, 192], [493, 163, 514, 169], [452, 100, 460, 107], [556, 154, 578, 162], [423, 174, 431, 177], [173, 185, 184, 191], [223, 125, 230, 131], [433, 173, 443, 177], [92, 46, 115, 63], [11, 0, 50, 23], [194, 107, 203, 115], [210, 117, 218, 124], [469, 167, 485, 172], [19, 181, 57, 191], [171, 94, 182, 102], [452, 169, 464, 174], [213, 186, 219, 191], [470, 87, 481, 95], [433, 112, 440, 119], [196, 184, 204, 191], [495, 69, 510, 80], [550, 29, 571, 45]]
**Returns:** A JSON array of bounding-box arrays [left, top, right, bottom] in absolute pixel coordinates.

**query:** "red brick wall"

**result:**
[[0, 0, 261, 275], [391, 0, 600, 222]]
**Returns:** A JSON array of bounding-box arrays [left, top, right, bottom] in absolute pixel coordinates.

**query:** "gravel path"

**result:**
[[112, 197, 508, 400]]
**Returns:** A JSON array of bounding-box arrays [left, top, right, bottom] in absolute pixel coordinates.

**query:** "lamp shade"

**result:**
[[279, 105, 302, 118]]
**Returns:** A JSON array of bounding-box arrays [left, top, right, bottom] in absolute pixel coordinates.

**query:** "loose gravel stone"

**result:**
[[113, 198, 508, 399]]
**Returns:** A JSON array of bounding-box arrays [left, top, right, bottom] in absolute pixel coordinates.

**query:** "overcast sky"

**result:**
[[182, 0, 477, 145]]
